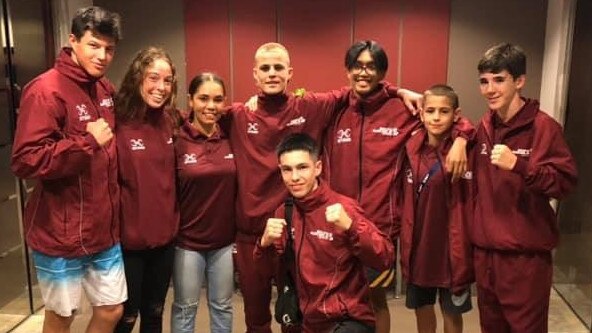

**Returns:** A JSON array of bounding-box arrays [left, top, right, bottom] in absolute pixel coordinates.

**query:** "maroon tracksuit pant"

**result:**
[[235, 241, 301, 333], [474, 247, 552, 333]]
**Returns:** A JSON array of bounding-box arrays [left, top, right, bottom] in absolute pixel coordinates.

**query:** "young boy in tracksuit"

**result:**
[[396, 85, 474, 333], [471, 43, 578, 333], [257, 133, 395, 333]]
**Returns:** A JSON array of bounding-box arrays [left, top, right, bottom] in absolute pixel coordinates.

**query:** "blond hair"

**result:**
[[254, 42, 290, 65]]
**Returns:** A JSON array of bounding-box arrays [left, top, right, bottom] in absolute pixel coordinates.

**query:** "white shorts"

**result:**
[[33, 243, 127, 317]]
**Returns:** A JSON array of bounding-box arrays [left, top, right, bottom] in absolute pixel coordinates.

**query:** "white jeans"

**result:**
[[171, 245, 234, 333]]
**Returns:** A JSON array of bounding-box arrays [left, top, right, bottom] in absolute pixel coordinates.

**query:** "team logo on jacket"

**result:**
[[76, 104, 91, 122], [336, 128, 352, 143], [372, 127, 399, 137], [130, 139, 146, 151], [286, 116, 306, 127], [461, 171, 473, 180], [310, 229, 334, 241], [224, 153, 234, 159], [100, 97, 114, 108], [512, 148, 532, 157], [183, 153, 197, 164], [247, 122, 259, 134]]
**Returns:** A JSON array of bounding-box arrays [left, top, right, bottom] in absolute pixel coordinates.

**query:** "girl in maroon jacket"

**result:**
[[114, 47, 179, 333], [171, 73, 237, 333], [396, 85, 474, 333]]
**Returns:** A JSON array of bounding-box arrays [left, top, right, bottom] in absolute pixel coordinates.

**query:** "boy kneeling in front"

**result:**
[[256, 133, 395, 333]]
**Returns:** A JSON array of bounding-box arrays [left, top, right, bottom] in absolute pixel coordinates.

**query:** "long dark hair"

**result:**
[[115, 47, 177, 122]]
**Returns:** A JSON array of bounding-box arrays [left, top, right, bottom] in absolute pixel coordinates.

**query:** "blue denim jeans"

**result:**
[[171, 245, 234, 333]]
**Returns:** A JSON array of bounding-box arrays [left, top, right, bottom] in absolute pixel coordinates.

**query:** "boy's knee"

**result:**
[[94, 304, 124, 323], [45, 310, 75, 329]]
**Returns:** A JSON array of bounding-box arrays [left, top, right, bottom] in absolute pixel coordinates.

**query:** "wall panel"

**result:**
[[353, 0, 401, 85], [184, 0, 231, 99], [230, 0, 277, 102], [278, 0, 351, 92], [400, 0, 450, 92]]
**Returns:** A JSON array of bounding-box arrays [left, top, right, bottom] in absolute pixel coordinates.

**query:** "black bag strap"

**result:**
[[283, 196, 296, 263], [284, 196, 294, 243]]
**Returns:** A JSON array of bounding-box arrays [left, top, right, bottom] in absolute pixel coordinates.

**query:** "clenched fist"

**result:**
[[86, 118, 113, 146], [325, 203, 352, 231], [261, 218, 286, 247], [490, 144, 517, 171]]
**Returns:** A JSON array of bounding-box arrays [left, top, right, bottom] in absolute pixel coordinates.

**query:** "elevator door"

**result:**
[[0, 0, 52, 331], [553, 0, 592, 329]]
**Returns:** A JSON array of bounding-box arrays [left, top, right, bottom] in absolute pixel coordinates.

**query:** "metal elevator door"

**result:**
[[0, 0, 52, 331]]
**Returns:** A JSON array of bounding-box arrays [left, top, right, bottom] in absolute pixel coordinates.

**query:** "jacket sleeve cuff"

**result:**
[[83, 133, 101, 151], [344, 217, 361, 244], [512, 157, 529, 178], [254, 237, 267, 260]]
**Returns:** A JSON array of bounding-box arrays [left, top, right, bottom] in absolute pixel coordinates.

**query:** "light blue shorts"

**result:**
[[33, 243, 127, 317]]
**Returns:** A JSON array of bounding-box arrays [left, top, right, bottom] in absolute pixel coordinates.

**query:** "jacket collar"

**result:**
[[257, 91, 289, 113], [55, 47, 100, 85], [347, 82, 390, 115], [181, 119, 222, 141], [294, 180, 331, 213], [482, 98, 539, 141]]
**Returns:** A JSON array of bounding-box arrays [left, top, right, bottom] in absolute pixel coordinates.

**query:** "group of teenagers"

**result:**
[[9, 5, 578, 333]]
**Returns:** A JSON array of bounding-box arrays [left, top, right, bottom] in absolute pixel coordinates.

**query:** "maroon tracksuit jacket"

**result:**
[[11, 47, 119, 257], [396, 129, 474, 293], [324, 84, 475, 241], [175, 120, 237, 251], [116, 109, 179, 250], [227, 90, 347, 243], [471, 98, 577, 333], [471, 98, 577, 251], [256, 182, 394, 333]]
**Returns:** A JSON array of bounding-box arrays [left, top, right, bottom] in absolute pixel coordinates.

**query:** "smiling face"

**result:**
[[479, 70, 524, 114], [140, 58, 174, 109], [279, 150, 321, 199], [347, 49, 385, 96], [69, 30, 116, 78], [253, 48, 293, 95], [189, 80, 225, 127]]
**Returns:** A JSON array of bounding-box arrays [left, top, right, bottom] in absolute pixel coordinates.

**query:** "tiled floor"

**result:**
[[8, 288, 588, 332]]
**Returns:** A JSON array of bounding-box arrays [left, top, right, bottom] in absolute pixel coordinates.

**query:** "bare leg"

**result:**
[[369, 288, 390, 333], [441, 307, 463, 333], [415, 305, 437, 333], [86, 304, 123, 333], [43, 310, 75, 333]]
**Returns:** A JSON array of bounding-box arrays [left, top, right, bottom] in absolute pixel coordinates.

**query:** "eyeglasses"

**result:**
[[351, 63, 378, 74]]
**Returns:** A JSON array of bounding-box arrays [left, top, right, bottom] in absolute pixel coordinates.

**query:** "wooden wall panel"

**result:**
[[230, 0, 277, 102], [354, 0, 401, 85], [184, 0, 231, 99], [278, 0, 352, 92], [399, 0, 451, 92], [183, 0, 452, 101]]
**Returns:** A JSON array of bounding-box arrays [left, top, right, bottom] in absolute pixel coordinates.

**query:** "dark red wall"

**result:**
[[184, 0, 450, 102]]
